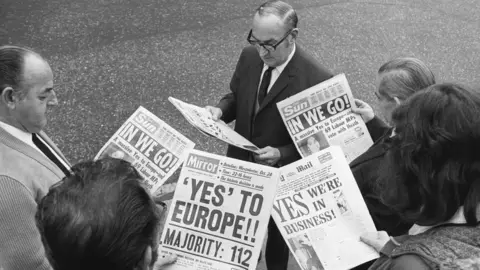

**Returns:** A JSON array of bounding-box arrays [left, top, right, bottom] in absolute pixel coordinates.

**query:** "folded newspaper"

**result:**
[[273, 146, 379, 270], [276, 74, 373, 162], [95, 106, 195, 193], [168, 97, 260, 153], [159, 149, 280, 270]]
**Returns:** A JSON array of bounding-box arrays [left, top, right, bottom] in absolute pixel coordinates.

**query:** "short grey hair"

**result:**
[[0, 45, 41, 95], [377, 57, 436, 101], [255, 1, 298, 30]]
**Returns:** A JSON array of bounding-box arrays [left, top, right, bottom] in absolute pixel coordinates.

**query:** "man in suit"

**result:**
[[206, 1, 332, 269], [0, 45, 71, 270]]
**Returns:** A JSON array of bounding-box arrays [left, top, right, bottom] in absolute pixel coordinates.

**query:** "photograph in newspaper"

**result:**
[[95, 106, 195, 193], [273, 146, 379, 270], [158, 149, 280, 270], [168, 97, 259, 153], [276, 74, 373, 162]]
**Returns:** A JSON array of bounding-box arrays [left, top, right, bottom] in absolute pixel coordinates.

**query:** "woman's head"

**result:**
[[378, 83, 480, 226], [36, 158, 163, 270], [375, 58, 436, 121]]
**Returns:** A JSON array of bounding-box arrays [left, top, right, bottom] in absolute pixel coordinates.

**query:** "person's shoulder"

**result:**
[[390, 254, 431, 270]]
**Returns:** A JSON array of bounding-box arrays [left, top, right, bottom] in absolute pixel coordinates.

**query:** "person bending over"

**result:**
[[36, 158, 176, 270], [361, 83, 480, 269]]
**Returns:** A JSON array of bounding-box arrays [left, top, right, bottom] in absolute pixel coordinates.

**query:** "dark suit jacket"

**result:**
[[350, 117, 412, 236], [217, 45, 332, 165]]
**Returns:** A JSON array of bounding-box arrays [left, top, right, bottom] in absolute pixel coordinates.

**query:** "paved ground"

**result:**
[[2, 0, 480, 269]]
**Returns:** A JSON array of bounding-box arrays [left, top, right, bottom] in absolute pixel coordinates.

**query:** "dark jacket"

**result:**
[[217, 45, 332, 166], [350, 117, 413, 236], [369, 223, 480, 270]]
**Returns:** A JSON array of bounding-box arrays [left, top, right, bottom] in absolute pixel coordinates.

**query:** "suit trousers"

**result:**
[[265, 217, 289, 270]]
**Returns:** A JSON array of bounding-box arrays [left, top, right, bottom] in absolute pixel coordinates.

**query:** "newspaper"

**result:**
[[273, 146, 379, 270], [168, 97, 259, 153], [276, 74, 373, 162], [159, 149, 280, 270], [95, 106, 195, 193]]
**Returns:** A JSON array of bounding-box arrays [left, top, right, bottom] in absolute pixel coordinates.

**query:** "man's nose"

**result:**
[[257, 46, 269, 57], [47, 91, 58, 106]]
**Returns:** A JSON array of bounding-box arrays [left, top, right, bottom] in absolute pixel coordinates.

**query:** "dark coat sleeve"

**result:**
[[366, 116, 390, 142], [217, 48, 249, 124]]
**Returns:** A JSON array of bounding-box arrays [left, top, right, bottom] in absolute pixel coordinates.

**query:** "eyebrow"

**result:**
[[42, 87, 54, 94]]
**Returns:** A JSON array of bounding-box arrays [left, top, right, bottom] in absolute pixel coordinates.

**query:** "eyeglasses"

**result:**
[[247, 28, 295, 52]]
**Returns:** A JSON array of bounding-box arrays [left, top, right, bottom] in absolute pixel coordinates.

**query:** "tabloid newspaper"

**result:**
[[159, 149, 280, 270], [168, 97, 260, 153], [95, 106, 195, 193], [273, 146, 379, 270], [276, 74, 373, 162]]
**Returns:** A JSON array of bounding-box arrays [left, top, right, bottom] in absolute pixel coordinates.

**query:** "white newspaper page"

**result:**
[[159, 149, 280, 270], [273, 146, 379, 270], [95, 106, 195, 193], [168, 97, 259, 153], [276, 74, 373, 162]]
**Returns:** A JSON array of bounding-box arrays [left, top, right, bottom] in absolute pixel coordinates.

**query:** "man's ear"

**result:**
[[136, 245, 153, 270], [289, 28, 299, 42], [1, 87, 19, 109]]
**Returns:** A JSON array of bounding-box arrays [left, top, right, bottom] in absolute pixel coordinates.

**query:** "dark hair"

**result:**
[[378, 83, 480, 226], [0, 45, 38, 94], [377, 57, 436, 101], [36, 158, 161, 270], [256, 1, 298, 30]]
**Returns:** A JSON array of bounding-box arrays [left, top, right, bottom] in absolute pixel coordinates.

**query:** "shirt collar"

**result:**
[[409, 206, 467, 235], [264, 43, 296, 74], [0, 120, 34, 147]]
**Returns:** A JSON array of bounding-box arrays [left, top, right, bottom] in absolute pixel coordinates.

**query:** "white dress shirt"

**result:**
[[259, 43, 296, 93]]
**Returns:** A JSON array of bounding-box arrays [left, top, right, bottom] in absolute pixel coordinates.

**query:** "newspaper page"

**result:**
[[95, 106, 195, 193], [168, 97, 259, 153], [272, 146, 379, 270], [159, 149, 280, 270], [276, 74, 373, 162]]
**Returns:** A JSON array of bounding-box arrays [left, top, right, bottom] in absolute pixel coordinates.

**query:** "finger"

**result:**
[[354, 99, 366, 107], [153, 255, 178, 269]]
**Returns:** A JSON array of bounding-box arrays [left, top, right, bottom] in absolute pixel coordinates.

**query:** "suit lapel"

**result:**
[[0, 126, 65, 178], [246, 61, 264, 122]]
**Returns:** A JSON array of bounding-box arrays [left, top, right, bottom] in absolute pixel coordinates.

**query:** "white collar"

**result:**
[[264, 43, 296, 74], [0, 120, 37, 150], [409, 206, 467, 235]]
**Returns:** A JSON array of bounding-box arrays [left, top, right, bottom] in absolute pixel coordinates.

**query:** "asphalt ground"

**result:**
[[2, 0, 480, 269]]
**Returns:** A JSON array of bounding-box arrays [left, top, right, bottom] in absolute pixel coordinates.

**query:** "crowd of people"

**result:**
[[1, 0, 479, 270]]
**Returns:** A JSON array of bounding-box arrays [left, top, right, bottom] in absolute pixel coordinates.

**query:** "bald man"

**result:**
[[0, 45, 71, 270]]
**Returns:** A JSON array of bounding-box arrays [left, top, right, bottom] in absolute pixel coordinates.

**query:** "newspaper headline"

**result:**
[[277, 74, 373, 162], [159, 149, 279, 270], [273, 146, 379, 270], [95, 106, 195, 193]]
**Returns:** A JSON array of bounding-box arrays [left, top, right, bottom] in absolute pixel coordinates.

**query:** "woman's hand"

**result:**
[[352, 99, 375, 123], [360, 231, 390, 252]]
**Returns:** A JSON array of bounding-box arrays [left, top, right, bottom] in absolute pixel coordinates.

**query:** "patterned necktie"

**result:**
[[258, 66, 275, 105], [32, 133, 70, 176]]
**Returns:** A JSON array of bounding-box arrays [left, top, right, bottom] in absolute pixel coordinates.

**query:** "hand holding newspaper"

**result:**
[[168, 97, 260, 153], [95, 106, 195, 194], [273, 146, 379, 270], [276, 74, 373, 162], [159, 149, 280, 270]]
